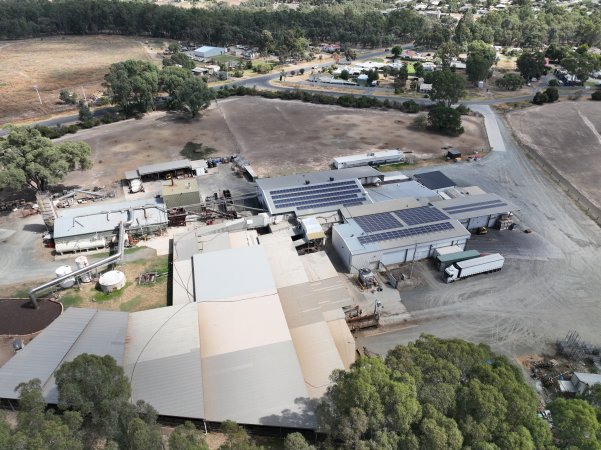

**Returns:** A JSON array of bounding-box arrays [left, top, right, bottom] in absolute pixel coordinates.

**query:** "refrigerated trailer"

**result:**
[[443, 253, 504, 283]]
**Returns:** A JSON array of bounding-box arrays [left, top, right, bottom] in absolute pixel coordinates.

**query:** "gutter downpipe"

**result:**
[[28, 209, 134, 309]]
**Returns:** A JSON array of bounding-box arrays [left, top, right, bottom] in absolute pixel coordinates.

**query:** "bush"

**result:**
[[592, 90, 601, 101], [412, 114, 428, 129], [495, 73, 524, 91], [532, 91, 549, 105], [232, 69, 244, 77], [253, 63, 271, 74], [402, 100, 420, 113], [428, 105, 464, 135], [299, 68, 305, 75], [455, 104, 471, 115], [545, 86, 559, 102], [548, 79, 559, 87], [66, 124, 79, 134]]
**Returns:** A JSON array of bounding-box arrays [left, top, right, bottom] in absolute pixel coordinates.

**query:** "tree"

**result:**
[[55, 354, 131, 443], [550, 398, 601, 448], [414, 62, 424, 78], [340, 69, 349, 80], [391, 45, 403, 58], [495, 73, 524, 90], [259, 30, 275, 55], [0, 126, 92, 191], [59, 89, 78, 105], [160, 66, 193, 97], [172, 77, 214, 118], [517, 52, 546, 81], [169, 421, 209, 450], [592, 90, 601, 101], [164, 52, 195, 70], [428, 105, 464, 135], [436, 41, 461, 68], [284, 432, 315, 450], [532, 91, 549, 104], [466, 41, 496, 83], [103, 60, 159, 115], [561, 51, 600, 84], [168, 42, 180, 53], [78, 101, 93, 124], [545, 86, 559, 102], [430, 69, 466, 106], [366, 69, 379, 84], [219, 420, 259, 450]]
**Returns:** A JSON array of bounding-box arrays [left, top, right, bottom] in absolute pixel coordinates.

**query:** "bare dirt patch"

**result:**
[[507, 101, 601, 210], [59, 97, 487, 186], [0, 36, 165, 124], [0, 298, 61, 335]]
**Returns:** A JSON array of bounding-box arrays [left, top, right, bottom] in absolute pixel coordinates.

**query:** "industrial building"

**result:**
[[161, 179, 202, 209], [124, 159, 206, 183], [365, 180, 439, 203], [432, 193, 517, 231], [332, 199, 470, 272], [256, 167, 382, 218], [331, 150, 404, 169], [52, 198, 168, 254], [193, 46, 226, 58]]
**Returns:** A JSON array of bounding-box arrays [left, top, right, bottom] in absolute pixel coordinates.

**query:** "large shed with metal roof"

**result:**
[[52, 198, 168, 254], [332, 199, 471, 272], [256, 167, 382, 218], [431, 193, 518, 230]]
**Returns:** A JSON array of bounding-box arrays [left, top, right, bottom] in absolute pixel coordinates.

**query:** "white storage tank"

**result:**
[[74, 256, 92, 283], [55, 237, 106, 255], [55, 265, 76, 289], [98, 270, 126, 293]]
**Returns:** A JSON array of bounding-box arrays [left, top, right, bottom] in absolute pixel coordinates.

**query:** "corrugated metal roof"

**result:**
[[431, 193, 517, 220], [53, 199, 167, 239], [124, 304, 204, 419], [256, 168, 382, 191], [366, 181, 438, 203], [44, 310, 129, 403], [0, 308, 129, 403], [259, 233, 310, 289], [137, 160, 192, 176], [201, 341, 313, 428], [192, 246, 276, 302]]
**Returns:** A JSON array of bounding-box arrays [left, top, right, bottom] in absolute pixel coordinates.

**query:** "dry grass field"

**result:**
[[508, 101, 601, 209], [59, 96, 487, 188], [0, 36, 165, 124]]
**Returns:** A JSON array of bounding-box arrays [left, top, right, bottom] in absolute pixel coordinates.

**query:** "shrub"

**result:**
[[402, 100, 420, 113], [545, 86, 559, 102], [592, 90, 601, 101], [548, 79, 559, 87], [455, 104, 471, 115], [532, 91, 549, 105], [412, 114, 428, 129], [299, 68, 305, 75]]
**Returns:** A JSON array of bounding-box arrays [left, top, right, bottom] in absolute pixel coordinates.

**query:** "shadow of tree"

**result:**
[[259, 396, 320, 429]]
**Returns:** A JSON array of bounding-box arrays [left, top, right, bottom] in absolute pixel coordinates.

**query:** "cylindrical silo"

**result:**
[[55, 265, 76, 289]]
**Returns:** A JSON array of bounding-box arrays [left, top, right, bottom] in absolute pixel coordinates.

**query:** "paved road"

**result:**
[[356, 111, 601, 358], [469, 105, 505, 151]]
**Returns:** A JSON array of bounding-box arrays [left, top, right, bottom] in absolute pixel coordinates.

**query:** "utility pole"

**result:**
[[33, 85, 43, 105]]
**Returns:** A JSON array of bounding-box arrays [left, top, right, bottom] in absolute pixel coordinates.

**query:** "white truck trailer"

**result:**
[[443, 253, 504, 283], [332, 150, 404, 169]]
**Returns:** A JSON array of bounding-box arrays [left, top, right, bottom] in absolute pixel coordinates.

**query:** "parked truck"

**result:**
[[443, 253, 504, 283]]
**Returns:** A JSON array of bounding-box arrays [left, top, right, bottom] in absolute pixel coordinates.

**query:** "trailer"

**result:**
[[332, 150, 404, 169], [435, 249, 480, 271], [444, 253, 504, 283]]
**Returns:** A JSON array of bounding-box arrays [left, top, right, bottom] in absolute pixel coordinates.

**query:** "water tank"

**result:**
[[55, 265, 76, 289], [98, 270, 126, 293], [74, 256, 92, 283]]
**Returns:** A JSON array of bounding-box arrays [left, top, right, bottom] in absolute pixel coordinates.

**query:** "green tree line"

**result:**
[[0, 0, 599, 48]]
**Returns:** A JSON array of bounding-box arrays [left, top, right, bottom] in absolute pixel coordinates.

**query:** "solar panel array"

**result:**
[[443, 199, 508, 215], [354, 212, 402, 233], [394, 206, 449, 226], [358, 222, 454, 244], [269, 180, 367, 212]]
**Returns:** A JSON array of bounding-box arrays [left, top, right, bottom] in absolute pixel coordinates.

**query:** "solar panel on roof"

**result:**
[[442, 199, 505, 212], [358, 222, 454, 244], [354, 212, 402, 233], [268, 179, 367, 212], [394, 206, 448, 226]]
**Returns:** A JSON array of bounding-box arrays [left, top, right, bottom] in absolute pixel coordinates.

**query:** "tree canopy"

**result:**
[[103, 60, 159, 115], [430, 69, 466, 107], [0, 126, 92, 192], [318, 335, 555, 449]]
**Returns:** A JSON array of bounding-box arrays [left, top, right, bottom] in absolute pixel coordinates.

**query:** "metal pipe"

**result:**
[[28, 219, 130, 309]]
